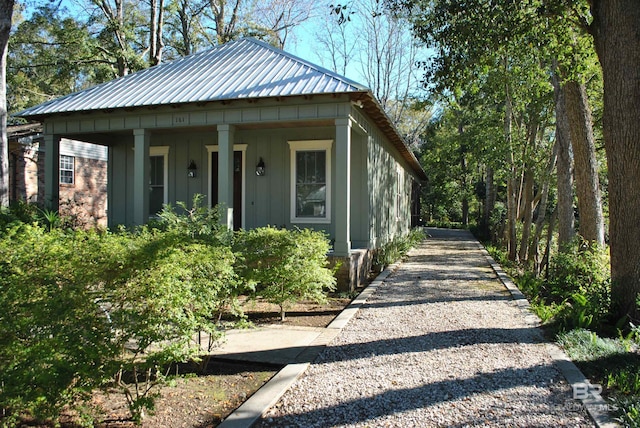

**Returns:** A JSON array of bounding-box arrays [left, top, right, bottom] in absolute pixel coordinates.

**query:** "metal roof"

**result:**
[[16, 38, 426, 181], [17, 38, 368, 117]]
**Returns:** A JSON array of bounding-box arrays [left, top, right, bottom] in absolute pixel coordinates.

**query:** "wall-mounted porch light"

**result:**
[[255, 158, 266, 176], [187, 160, 197, 178]]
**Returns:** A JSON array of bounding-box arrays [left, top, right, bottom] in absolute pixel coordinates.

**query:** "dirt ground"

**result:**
[[29, 296, 353, 428]]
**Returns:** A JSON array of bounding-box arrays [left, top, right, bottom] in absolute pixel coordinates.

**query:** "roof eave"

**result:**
[[350, 92, 427, 182]]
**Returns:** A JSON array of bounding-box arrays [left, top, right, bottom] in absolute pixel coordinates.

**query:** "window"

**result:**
[[149, 146, 169, 217], [60, 155, 74, 185], [289, 140, 332, 223]]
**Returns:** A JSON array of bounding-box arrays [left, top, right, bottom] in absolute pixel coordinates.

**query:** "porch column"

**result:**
[[44, 134, 61, 210], [133, 129, 150, 226], [334, 118, 352, 255], [217, 124, 235, 229]]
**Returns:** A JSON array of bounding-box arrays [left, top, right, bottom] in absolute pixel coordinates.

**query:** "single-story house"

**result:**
[[7, 123, 108, 227], [17, 37, 426, 289]]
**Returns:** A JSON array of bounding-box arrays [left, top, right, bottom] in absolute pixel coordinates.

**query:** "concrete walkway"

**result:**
[[216, 228, 614, 427]]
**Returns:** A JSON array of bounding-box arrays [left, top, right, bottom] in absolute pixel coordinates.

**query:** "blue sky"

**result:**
[[28, 0, 368, 85]]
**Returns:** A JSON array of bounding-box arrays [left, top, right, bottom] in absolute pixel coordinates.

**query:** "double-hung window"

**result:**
[[60, 155, 74, 185], [289, 140, 332, 224]]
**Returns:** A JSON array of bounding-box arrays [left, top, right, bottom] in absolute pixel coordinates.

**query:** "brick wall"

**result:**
[[9, 144, 108, 228]]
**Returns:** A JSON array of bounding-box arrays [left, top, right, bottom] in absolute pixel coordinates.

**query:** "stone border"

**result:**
[[217, 262, 402, 428], [475, 242, 618, 428]]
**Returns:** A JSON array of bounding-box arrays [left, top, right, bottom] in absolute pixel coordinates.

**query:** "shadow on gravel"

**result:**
[[218, 326, 544, 365], [257, 363, 569, 427], [361, 293, 512, 310]]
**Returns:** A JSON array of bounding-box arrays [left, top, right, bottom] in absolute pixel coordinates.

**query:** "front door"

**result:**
[[211, 151, 243, 230]]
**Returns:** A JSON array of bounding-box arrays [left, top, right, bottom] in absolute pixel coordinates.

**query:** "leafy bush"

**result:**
[[153, 194, 232, 246], [234, 227, 336, 321], [101, 227, 240, 422], [547, 239, 611, 330], [0, 199, 243, 425], [0, 225, 118, 424], [0, 200, 41, 231]]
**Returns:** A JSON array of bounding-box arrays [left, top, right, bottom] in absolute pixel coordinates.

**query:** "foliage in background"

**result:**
[[373, 227, 426, 267], [234, 226, 336, 321]]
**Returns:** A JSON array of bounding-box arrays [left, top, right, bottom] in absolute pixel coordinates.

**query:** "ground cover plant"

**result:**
[[486, 240, 640, 427]]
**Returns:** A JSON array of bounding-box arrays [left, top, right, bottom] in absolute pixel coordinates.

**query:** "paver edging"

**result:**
[[218, 260, 400, 428], [475, 241, 618, 428]]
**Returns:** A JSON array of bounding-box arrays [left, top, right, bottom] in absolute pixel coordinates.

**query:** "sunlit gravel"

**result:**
[[257, 228, 593, 427]]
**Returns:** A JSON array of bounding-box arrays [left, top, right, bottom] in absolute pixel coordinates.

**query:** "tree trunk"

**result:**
[[518, 168, 534, 263], [590, 0, 640, 322], [504, 75, 518, 261], [529, 141, 558, 274], [148, 0, 165, 66], [0, 0, 14, 208], [484, 167, 495, 222], [551, 71, 575, 248], [507, 176, 518, 262], [460, 151, 469, 226], [563, 80, 605, 246]]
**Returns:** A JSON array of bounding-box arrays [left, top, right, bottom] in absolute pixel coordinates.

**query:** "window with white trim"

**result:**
[[60, 155, 74, 185], [289, 140, 333, 223]]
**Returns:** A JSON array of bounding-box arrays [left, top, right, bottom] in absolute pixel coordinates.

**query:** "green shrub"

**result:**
[[0, 201, 242, 425], [547, 238, 611, 330], [0, 225, 118, 424], [102, 227, 240, 422], [612, 395, 640, 427], [153, 194, 232, 246], [234, 227, 336, 321]]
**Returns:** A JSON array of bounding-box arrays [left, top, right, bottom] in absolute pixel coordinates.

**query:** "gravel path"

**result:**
[[256, 228, 594, 427]]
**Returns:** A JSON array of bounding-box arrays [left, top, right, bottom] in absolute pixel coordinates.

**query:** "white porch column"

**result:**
[[133, 129, 150, 226], [44, 134, 61, 210], [217, 124, 235, 229], [334, 118, 352, 255]]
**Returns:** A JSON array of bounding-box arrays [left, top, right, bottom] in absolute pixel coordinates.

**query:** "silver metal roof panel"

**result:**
[[17, 38, 368, 117]]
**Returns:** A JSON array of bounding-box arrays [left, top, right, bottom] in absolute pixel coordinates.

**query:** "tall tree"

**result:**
[[147, 0, 165, 65], [164, 0, 209, 57], [0, 0, 14, 208], [89, 0, 148, 77], [206, 0, 244, 44], [317, 0, 432, 148], [249, 0, 314, 49], [588, 0, 640, 321], [551, 70, 576, 247], [8, 5, 102, 114]]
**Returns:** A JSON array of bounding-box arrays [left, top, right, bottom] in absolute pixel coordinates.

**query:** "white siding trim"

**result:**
[[150, 146, 169, 208]]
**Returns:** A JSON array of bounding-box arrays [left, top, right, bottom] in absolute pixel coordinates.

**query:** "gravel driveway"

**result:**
[[256, 228, 594, 427]]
